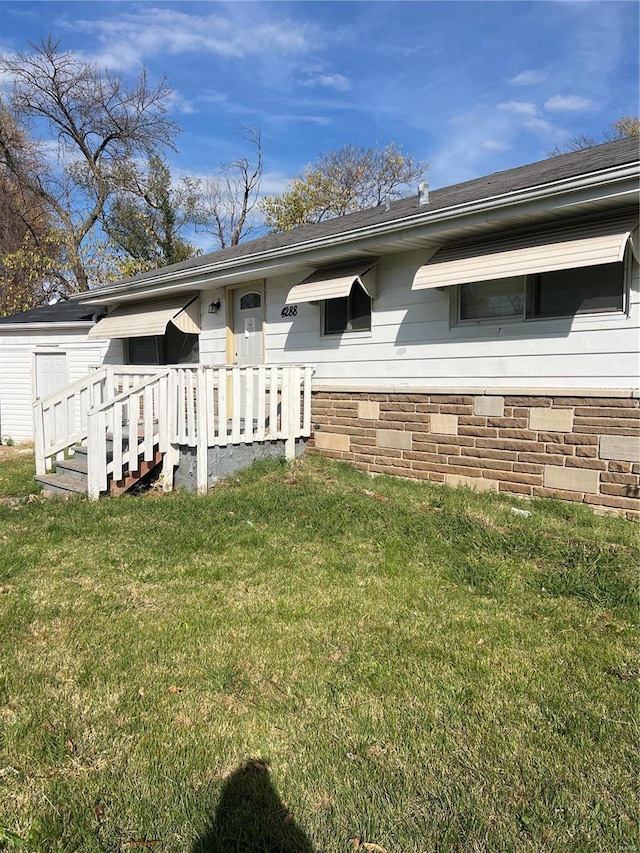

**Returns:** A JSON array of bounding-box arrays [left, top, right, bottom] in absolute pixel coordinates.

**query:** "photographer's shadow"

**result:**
[[193, 759, 315, 853]]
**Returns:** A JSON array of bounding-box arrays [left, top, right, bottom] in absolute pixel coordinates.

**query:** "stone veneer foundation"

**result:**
[[309, 389, 640, 519]]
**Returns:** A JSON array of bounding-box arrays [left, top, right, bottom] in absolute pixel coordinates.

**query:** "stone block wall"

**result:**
[[309, 390, 640, 519]]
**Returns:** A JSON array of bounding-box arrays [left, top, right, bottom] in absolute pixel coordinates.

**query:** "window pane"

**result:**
[[459, 278, 525, 320], [240, 292, 261, 310], [349, 283, 372, 331], [325, 297, 349, 335], [531, 262, 624, 317], [128, 336, 162, 364]]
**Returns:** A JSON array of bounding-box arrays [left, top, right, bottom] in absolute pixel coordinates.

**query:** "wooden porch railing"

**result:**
[[86, 370, 171, 499], [32, 365, 164, 476], [170, 365, 313, 494], [34, 364, 314, 499]]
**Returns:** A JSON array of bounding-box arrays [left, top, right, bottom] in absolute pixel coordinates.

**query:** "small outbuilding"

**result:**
[[0, 300, 121, 443]]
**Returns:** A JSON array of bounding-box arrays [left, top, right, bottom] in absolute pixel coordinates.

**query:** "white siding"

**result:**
[[198, 248, 640, 391], [0, 329, 123, 443]]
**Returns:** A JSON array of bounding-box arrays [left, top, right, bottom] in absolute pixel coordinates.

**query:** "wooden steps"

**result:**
[[35, 438, 163, 498], [35, 471, 89, 497], [110, 448, 163, 495]]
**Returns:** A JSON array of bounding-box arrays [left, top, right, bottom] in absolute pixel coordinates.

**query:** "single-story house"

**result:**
[[7, 137, 640, 514]]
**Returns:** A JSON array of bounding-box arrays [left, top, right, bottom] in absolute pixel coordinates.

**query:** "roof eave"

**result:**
[[73, 160, 640, 303], [0, 321, 96, 331]]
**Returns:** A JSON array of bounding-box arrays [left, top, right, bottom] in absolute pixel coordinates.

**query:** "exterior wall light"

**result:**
[[208, 299, 221, 314]]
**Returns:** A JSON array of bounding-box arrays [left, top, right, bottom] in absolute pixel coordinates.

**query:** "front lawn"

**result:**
[[0, 452, 637, 852], [0, 446, 40, 498]]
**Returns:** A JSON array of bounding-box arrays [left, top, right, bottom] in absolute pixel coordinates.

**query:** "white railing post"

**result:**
[[112, 400, 123, 483], [158, 372, 168, 454], [217, 367, 227, 446], [243, 366, 254, 443], [33, 400, 46, 476], [196, 366, 209, 495], [162, 368, 178, 492], [231, 368, 241, 444], [256, 366, 266, 441], [143, 385, 154, 462], [105, 365, 115, 400], [205, 367, 216, 447], [87, 408, 101, 500], [284, 368, 295, 461], [303, 365, 313, 437]]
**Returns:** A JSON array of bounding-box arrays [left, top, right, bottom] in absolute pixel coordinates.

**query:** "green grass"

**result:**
[[0, 448, 40, 498], [0, 452, 637, 852]]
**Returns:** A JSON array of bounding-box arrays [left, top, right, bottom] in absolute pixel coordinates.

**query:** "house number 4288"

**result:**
[[281, 305, 297, 317]]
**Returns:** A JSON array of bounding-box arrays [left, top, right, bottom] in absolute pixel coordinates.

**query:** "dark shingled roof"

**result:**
[[0, 300, 104, 325], [95, 136, 639, 291]]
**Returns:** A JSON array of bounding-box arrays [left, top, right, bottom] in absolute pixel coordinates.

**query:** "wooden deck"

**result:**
[[33, 364, 314, 498]]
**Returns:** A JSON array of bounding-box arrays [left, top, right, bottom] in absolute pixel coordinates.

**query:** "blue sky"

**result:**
[[0, 1, 638, 223]]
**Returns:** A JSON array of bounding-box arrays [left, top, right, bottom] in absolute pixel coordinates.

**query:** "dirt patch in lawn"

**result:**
[[0, 445, 32, 462]]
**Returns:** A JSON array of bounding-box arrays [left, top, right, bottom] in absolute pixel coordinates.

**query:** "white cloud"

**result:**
[[0, 46, 19, 92], [271, 114, 331, 127], [481, 140, 510, 152], [544, 94, 593, 112], [258, 169, 293, 197], [71, 7, 315, 70], [429, 107, 517, 187], [509, 70, 546, 86], [497, 101, 538, 117], [303, 73, 351, 92], [165, 90, 197, 115], [524, 116, 564, 138], [197, 91, 229, 106]]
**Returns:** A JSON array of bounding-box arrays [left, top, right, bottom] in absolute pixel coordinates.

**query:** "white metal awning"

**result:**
[[412, 216, 637, 291], [88, 295, 200, 339], [286, 262, 378, 305]]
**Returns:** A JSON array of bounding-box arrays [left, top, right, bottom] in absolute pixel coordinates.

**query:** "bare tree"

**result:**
[[0, 37, 178, 292], [547, 116, 639, 157], [197, 127, 264, 248]]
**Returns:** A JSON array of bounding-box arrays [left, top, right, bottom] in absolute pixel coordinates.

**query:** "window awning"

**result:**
[[88, 295, 200, 340], [412, 216, 637, 291], [286, 262, 378, 305]]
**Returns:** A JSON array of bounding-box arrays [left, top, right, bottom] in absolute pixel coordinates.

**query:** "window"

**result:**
[[128, 328, 199, 364], [457, 259, 626, 323], [529, 263, 624, 317], [459, 277, 526, 321], [128, 336, 163, 364], [240, 292, 261, 310], [324, 282, 372, 335]]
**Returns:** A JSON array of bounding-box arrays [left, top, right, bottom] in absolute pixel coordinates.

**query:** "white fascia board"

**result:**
[[71, 162, 639, 302]]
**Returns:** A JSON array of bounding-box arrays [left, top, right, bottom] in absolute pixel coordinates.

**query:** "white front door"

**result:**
[[232, 287, 264, 365], [34, 352, 67, 400]]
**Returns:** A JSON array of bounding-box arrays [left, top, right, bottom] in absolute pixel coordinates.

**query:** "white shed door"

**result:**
[[233, 288, 264, 365], [35, 353, 67, 400]]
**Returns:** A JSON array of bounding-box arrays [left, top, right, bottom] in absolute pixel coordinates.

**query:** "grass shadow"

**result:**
[[193, 759, 315, 853]]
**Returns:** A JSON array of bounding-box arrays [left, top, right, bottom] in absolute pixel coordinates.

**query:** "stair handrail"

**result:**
[[86, 369, 171, 500], [33, 366, 110, 475], [86, 369, 171, 415], [33, 365, 108, 408], [32, 365, 167, 476]]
